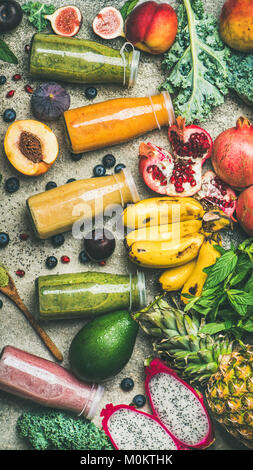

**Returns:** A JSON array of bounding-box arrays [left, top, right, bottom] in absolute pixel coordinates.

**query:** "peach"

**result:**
[[4, 120, 59, 176], [125, 1, 178, 55], [220, 0, 253, 52]]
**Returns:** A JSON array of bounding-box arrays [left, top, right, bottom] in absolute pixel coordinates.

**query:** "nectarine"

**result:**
[[125, 1, 178, 55], [4, 120, 59, 176]]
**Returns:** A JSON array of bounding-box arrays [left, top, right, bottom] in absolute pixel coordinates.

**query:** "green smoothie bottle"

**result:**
[[29, 34, 140, 87], [36, 271, 146, 321]]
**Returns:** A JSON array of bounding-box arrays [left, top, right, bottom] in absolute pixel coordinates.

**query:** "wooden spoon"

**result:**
[[0, 272, 63, 362]]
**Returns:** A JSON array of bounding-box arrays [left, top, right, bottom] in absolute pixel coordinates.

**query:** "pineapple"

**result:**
[[134, 296, 253, 449]]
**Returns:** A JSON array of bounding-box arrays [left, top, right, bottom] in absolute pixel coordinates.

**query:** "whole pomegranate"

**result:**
[[236, 186, 253, 235], [138, 117, 213, 197], [212, 117, 253, 189]]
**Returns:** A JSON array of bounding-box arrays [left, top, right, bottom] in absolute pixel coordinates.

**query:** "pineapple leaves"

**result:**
[[186, 241, 253, 338]]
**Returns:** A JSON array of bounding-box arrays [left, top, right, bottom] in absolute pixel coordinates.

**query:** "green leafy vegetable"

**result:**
[[120, 0, 139, 20], [0, 39, 18, 64], [17, 408, 113, 450], [22, 2, 55, 31], [227, 51, 253, 107], [160, 0, 229, 123], [185, 239, 253, 338]]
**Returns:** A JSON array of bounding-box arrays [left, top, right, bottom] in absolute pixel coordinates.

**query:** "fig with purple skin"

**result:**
[[31, 82, 70, 121]]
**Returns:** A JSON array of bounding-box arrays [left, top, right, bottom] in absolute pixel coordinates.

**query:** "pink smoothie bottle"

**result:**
[[0, 346, 103, 419]]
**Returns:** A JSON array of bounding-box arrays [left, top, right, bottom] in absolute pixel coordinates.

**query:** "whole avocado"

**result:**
[[69, 310, 138, 382]]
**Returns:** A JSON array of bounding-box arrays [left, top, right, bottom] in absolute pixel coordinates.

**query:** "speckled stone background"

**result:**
[[0, 0, 252, 451]]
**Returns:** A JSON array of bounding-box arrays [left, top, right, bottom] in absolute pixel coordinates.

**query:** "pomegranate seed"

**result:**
[[19, 233, 29, 241], [12, 74, 21, 81], [99, 261, 106, 266], [175, 186, 184, 193], [170, 176, 176, 184], [25, 85, 33, 94], [25, 44, 30, 53], [61, 255, 70, 264], [16, 270, 25, 278], [6, 90, 15, 98], [190, 180, 197, 187]]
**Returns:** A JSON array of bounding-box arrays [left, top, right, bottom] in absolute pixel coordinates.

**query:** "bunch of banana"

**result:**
[[122, 197, 228, 271]]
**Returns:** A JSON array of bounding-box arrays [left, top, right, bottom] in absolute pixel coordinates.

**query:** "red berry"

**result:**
[[19, 233, 29, 241], [25, 85, 33, 94], [16, 270, 25, 278], [61, 255, 70, 264], [12, 74, 21, 81], [6, 90, 15, 98]]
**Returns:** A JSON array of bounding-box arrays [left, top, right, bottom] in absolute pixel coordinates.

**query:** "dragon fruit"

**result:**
[[101, 359, 214, 450]]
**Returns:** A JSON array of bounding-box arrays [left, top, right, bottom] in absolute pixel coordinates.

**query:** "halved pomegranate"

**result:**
[[198, 171, 237, 220], [139, 117, 213, 197]]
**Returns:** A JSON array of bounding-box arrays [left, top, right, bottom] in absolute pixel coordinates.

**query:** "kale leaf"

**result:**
[[22, 2, 55, 32], [160, 0, 230, 123], [227, 51, 253, 106]]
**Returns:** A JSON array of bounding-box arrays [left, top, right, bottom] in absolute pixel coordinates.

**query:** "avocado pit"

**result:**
[[19, 131, 43, 163]]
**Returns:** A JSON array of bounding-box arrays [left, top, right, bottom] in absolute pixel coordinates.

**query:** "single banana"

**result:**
[[122, 197, 205, 231], [181, 238, 221, 304], [128, 233, 204, 269], [159, 260, 197, 292], [125, 219, 202, 248]]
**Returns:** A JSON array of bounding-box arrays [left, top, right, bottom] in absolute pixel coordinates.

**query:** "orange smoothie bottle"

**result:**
[[64, 91, 175, 154]]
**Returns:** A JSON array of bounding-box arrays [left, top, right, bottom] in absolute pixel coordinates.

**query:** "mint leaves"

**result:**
[[22, 2, 55, 32], [185, 239, 253, 338], [0, 40, 18, 64]]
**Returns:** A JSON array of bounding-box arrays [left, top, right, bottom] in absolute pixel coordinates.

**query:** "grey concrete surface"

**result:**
[[0, 0, 252, 451]]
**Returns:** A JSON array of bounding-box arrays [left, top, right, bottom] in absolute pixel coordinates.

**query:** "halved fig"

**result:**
[[93, 7, 124, 40], [45, 5, 82, 37], [4, 120, 59, 176], [101, 404, 181, 450], [145, 359, 214, 449]]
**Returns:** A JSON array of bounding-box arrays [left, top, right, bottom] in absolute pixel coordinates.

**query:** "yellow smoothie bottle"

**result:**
[[27, 169, 139, 239]]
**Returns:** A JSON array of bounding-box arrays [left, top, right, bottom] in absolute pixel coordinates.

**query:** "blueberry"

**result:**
[[4, 177, 20, 194], [3, 108, 16, 123], [132, 394, 146, 408], [79, 250, 89, 264], [66, 178, 76, 183], [93, 164, 106, 177], [0, 75, 6, 85], [0, 232, 9, 248], [45, 181, 57, 191], [46, 256, 58, 269], [102, 154, 116, 169], [71, 153, 83, 162], [121, 377, 134, 392], [0, 299, 3, 309], [51, 234, 65, 248], [85, 86, 97, 100], [115, 163, 126, 174]]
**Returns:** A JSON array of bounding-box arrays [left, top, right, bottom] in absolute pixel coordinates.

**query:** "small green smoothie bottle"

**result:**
[[29, 34, 140, 87], [36, 271, 146, 321]]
